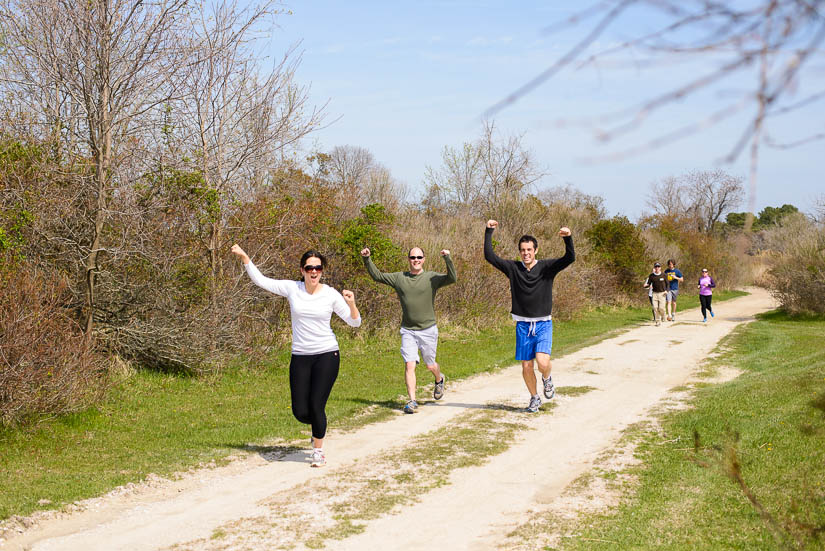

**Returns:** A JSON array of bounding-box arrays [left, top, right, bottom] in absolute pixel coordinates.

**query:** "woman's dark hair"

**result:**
[[518, 235, 538, 250], [299, 250, 327, 281]]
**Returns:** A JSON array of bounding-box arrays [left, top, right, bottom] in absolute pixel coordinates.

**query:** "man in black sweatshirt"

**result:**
[[484, 219, 575, 413]]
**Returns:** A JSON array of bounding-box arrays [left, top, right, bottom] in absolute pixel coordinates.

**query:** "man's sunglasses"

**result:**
[[303, 264, 323, 272], [408, 256, 424, 260]]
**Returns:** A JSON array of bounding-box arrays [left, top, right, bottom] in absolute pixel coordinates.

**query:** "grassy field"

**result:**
[[0, 290, 745, 521], [561, 310, 825, 551]]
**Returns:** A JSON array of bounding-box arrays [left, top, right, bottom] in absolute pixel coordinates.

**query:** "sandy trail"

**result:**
[[2, 289, 775, 551]]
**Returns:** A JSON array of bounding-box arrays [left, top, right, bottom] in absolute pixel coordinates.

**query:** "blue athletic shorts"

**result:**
[[515, 320, 553, 361]]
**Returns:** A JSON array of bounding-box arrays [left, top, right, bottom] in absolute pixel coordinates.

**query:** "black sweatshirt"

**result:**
[[484, 227, 575, 318], [645, 272, 668, 293]]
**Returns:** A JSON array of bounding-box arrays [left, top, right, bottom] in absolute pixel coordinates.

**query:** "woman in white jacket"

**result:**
[[231, 244, 361, 467]]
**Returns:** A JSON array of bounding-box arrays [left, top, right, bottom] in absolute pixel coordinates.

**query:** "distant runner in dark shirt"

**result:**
[[644, 262, 668, 326]]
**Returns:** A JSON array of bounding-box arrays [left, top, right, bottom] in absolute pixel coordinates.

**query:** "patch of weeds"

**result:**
[[565, 471, 596, 494], [209, 528, 227, 540], [558, 386, 597, 398], [534, 402, 558, 415], [585, 370, 599, 375], [618, 339, 639, 346], [503, 510, 573, 550]]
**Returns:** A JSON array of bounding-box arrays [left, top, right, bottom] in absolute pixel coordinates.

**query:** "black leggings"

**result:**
[[289, 350, 340, 440], [700, 294, 713, 318]]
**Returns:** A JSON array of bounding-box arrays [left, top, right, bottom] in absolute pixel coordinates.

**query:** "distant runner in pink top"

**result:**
[[697, 268, 716, 322]]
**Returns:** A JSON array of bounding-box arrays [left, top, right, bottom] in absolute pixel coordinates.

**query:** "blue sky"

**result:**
[[271, 1, 823, 219]]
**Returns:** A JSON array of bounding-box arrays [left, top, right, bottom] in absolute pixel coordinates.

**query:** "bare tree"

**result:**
[[477, 121, 544, 215], [321, 145, 407, 218], [646, 169, 744, 232], [646, 176, 691, 220], [538, 184, 606, 219], [0, 0, 190, 334], [363, 163, 408, 210], [170, 0, 323, 311], [424, 142, 484, 207], [424, 120, 544, 218], [812, 194, 825, 225], [327, 145, 375, 190], [689, 170, 746, 233]]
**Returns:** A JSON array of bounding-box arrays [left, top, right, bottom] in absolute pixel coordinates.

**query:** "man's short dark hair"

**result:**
[[518, 235, 538, 249]]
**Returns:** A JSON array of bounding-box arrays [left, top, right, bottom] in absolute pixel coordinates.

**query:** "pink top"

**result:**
[[698, 275, 716, 296]]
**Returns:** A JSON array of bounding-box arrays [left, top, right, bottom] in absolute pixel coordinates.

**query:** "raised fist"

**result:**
[[360, 247, 371, 257], [440, 249, 450, 256], [342, 289, 355, 303], [558, 227, 572, 237], [230, 244, 250, 264], [486, 220, 498, 229]]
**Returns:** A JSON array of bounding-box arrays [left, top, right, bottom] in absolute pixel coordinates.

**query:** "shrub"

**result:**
[[585, 216, 651, 291], [674, 231, 741, 290], [0, 265, 107, 427], [763, 214, 825, 315], [336, 203, 402, 269]]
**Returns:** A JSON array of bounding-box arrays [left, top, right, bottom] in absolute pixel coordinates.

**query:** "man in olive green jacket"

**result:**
[[361, 246, 457, 413]]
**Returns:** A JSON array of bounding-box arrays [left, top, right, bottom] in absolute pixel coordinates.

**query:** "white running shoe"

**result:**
[[310, 448, 325, 468], [542, 375, 555, 400], [526, 395, 542, 413], [433, 376, 446, 400]]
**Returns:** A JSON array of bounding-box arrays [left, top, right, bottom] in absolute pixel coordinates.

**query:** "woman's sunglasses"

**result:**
[[303, 264, 323, 272]]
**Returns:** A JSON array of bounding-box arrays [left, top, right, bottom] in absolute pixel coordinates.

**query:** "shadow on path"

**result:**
[[226, 444, 307, 463]]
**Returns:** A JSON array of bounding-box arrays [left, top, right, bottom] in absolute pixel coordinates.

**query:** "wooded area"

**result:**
[[1, 0, 823, 427]]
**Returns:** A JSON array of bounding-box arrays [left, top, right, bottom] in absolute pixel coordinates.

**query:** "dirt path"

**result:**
[[2, 289, 776, 551]]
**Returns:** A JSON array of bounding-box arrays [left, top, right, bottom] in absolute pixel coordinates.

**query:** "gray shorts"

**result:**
[[400, 325, 439, 365], [667, 289, 679, 302]]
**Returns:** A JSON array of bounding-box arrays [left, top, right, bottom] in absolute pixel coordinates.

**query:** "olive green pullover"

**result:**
[[362, 255, 457, 330]]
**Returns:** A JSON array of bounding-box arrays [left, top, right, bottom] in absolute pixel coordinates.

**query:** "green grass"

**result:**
[[0, 290, 746, 521], [560, 310, 825, 551]]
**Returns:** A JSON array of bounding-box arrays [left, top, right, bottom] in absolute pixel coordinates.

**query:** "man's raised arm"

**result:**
[[360, 247, 397, 286]]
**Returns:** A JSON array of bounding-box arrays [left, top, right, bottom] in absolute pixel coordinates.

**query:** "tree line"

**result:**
[[1, 1, 822, 427]]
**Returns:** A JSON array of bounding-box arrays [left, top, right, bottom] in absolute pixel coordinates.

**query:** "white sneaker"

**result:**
[[310, 448, 325, 468], [433, 376, 446, 400], [542, 375, 555, 400]]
